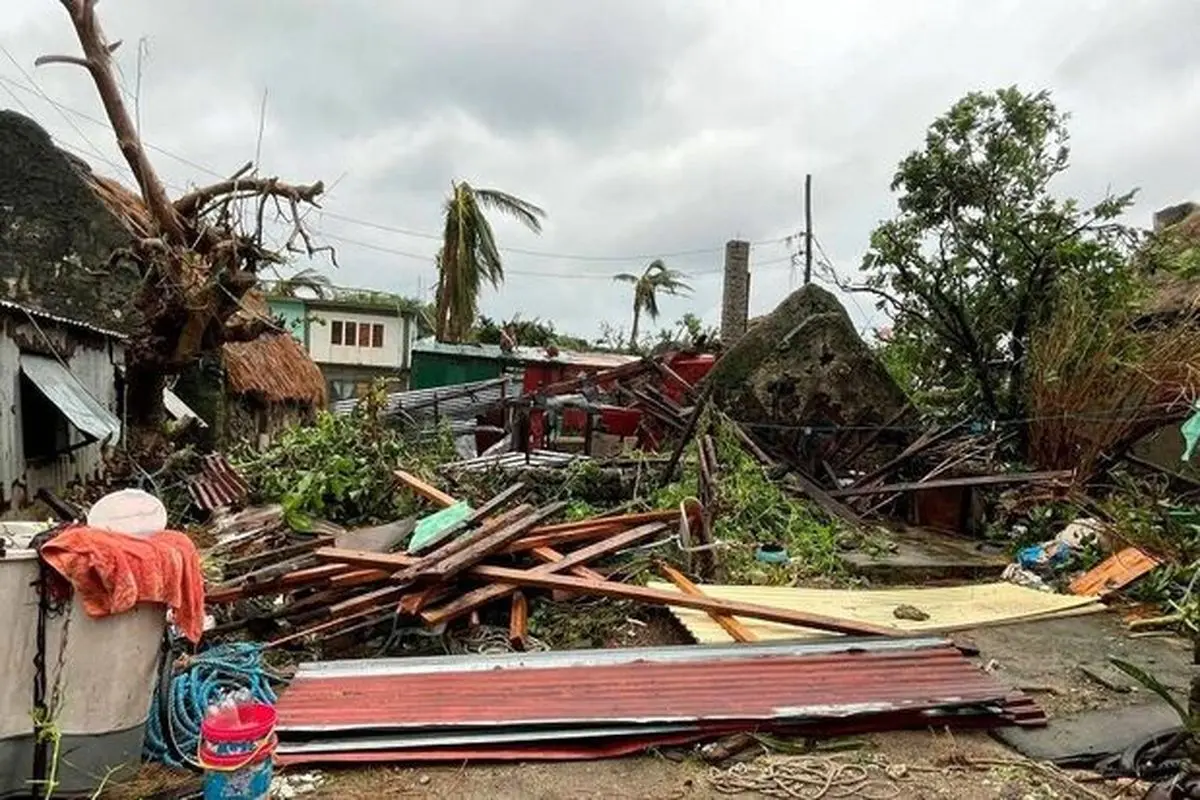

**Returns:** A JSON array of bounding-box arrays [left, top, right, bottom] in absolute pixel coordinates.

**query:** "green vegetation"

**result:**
[[861, 87, 1137, 423], [235, 385, 456, 529], [436, 182, 546, 342], [654, 419, 844, 584]]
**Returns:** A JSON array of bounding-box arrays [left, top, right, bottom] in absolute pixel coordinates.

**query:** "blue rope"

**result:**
[[144, 642, 278, 767]]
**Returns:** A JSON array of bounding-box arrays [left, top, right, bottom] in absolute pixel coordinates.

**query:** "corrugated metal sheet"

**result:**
[[277, 650, 1020, 732], [331, 376, 519, 424], [188, 454, 250, 512], [20, 354, 121, 442], [0, 299, 126, 341], [162, 387, 207, 428], [412, 340, 638, 370], [439, 449, 585, 473], [274, 639, 1042, 764]]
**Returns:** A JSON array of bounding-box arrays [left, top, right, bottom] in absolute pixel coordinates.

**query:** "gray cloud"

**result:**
[[2, 0, 1199, 342]]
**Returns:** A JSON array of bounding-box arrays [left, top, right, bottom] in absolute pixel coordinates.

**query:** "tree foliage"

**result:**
[[435, 182, 545, 342], [473, 314, 590, 351], [612, 260, 692, 352], [859, 87, 1138, 422]]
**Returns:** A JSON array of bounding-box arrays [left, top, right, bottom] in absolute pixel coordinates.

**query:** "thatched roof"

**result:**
[[84, 170, 155, 239], [222, 331, 327, 408]]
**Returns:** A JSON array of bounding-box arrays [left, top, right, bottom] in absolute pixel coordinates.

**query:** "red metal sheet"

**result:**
[[275, 645, 1028, 733], [275, 699, 1041, 766], [188, 453, 250, 512]]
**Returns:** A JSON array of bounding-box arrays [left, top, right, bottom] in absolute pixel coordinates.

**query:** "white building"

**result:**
[[269, 294, 417, 403]]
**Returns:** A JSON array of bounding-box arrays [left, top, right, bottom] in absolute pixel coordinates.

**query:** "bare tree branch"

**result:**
[[47, 0, 185, 243], [173, 177, 324, 218]]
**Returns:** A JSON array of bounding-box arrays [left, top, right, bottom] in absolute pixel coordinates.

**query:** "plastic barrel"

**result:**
[[198, 703, 277, 800]]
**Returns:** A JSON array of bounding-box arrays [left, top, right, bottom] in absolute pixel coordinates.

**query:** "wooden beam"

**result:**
[[509, 592, 529, 651], [410, 484, 528, 556], [420, 522, 670, 626], [785, 471, 864, 527], [828, 470, 1075, 498], [393, 469, 457, 508], [312, 548, 895, 638], [396, 503, 568, 585], [657, 563, 757, 643], [661, 387, 712, 487], [397, 504, 533, 580], [205, 563, 354, 604]]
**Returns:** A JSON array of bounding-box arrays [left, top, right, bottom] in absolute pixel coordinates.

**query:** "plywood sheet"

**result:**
[[1069, 547, 1159, 597], [648, 581, 1104, 644]]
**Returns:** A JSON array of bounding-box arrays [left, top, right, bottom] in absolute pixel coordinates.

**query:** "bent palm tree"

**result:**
[[613, 260, 692, 351], [270, 267, 334, 299], [436, 182, 545, 342]]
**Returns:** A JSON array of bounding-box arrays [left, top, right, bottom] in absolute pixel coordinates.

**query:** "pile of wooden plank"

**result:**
[[203, 469, 900, 650]]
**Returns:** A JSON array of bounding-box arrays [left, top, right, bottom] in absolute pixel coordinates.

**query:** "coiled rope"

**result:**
[[144, 641, 279, 769]]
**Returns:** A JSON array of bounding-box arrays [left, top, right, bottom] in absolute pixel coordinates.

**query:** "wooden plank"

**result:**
[[431, 564, 901, 637], [726, 417, 777, 468], [785, 471, 864, 527], [829, 470, 1074, 498], [410, 483, 526, 555], [221, 536, 335, 574], [657, 563, 757, 643], [521, 509, 681, 538], [398, 503, 567, 585], [528, 547, 606, 581], [393, 469, 457, 508], [509, 592, 529, 651], [398, 504, 533, 580], [661, 388, 712, 487], [418, 522, 672, 626], [206, 563, 354, 604], [1070, 547, 1160, 597]]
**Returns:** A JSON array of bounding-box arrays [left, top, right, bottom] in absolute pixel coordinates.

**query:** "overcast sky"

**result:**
[[3, 1, 1198, 341]]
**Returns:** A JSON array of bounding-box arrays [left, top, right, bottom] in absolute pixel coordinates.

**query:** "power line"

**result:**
[[0, 74, 795, 266], [0, 44, 128, 182], [319, 231, 795, 280]]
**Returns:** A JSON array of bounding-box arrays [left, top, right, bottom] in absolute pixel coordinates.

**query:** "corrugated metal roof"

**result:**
[[163, 387, 207, 428], [0, 299, 126, 340], [439, 450, 586, 473], [412, 339, 638, 370], [274, 638, 1040, 736], [20, 353, 121, 442], [331, 376, 519, 422], [187, 453, 250, 512]]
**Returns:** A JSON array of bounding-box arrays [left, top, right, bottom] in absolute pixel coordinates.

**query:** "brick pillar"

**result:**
[[721, 239, 751, 344]]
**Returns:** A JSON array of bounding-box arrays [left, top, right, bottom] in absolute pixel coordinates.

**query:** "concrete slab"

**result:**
[[841, 526, 1009, 583]]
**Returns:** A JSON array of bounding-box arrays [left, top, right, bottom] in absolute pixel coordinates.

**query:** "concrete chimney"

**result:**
[[721, 239, 751, 344]]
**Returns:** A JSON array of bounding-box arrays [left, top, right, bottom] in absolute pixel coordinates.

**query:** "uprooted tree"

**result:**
[[852, 87, 1138, 427], [41, 0, 332, 465]]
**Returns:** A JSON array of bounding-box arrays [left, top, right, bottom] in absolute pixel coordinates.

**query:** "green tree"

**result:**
[[435, 182, 546, 342], [858, 87, 1137, 423], [613, 260, 692, 352]]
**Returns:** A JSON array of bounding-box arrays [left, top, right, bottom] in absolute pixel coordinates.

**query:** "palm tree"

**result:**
[[269, 267, 334, 300], [435, 182, 546, 342], [613, 260, 692, 352]]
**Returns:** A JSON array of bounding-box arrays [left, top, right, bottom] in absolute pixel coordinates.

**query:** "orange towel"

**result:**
[[40, 526, 206, 644]]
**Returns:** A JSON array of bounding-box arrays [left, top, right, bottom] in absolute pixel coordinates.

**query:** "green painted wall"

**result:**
[[267, 297, 308, 345], [410, 351, 501, 389]]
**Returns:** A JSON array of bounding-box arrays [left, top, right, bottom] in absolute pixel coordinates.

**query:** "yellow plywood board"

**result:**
[[647, 581, 1105, 644]]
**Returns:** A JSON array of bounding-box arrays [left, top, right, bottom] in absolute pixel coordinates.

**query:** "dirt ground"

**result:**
[[102, 613, 1187, 799]]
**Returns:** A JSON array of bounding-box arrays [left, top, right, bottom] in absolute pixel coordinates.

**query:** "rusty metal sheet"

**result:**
[[188, 453, 250, 512], [275, 639, 1040, 737]]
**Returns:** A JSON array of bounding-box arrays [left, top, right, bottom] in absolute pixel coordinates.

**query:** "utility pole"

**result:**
[[803, 173, 813, 285]]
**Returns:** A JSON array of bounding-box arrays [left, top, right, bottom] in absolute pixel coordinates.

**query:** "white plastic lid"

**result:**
[[86, 488, 168, 536]]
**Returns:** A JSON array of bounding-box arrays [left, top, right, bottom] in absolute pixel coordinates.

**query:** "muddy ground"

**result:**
[[103, 612, 1189, 799]]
